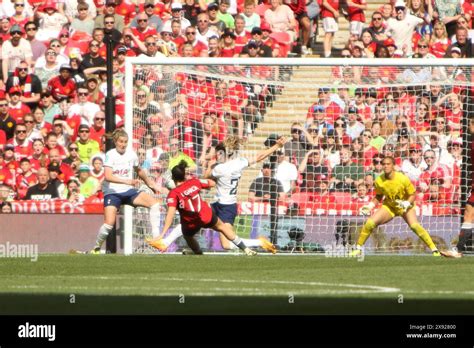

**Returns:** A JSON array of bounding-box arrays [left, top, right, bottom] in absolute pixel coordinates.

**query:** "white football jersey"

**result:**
[[212, 157, 249, 204], [102, 148, 139, 196]]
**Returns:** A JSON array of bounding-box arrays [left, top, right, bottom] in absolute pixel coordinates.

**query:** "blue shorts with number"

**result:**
[[211, 202, 237, 225], [104, 189, 141, 209]]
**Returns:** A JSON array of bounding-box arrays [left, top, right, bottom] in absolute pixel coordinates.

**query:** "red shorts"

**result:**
[[181, 208, 218, 236]]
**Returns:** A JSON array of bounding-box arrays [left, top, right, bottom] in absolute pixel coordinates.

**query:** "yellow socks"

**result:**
[[357, 218, 376, 247], [410, 223, 437, 251]]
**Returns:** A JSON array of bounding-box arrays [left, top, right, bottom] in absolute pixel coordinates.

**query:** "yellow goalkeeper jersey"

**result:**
[[374, 171, 416, 212]]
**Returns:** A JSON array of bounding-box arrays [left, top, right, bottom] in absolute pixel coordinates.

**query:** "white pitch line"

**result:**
[[2, 275, 400, 294]]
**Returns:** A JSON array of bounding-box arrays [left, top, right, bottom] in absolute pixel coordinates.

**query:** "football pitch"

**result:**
[[1, 254, 473, 315]]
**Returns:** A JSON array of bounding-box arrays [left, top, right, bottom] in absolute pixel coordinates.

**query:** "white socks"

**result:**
[[227, 238, 262, 249], [95, 223, 114, 248], [149, 203, 161, 238], [163, 224, 183, 247]]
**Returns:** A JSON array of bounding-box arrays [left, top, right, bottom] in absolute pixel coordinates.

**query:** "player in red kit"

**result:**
[[151, 160, 257, 255]]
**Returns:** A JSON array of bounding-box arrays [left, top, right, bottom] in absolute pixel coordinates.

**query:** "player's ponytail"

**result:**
[[171, 160, 188, 183]]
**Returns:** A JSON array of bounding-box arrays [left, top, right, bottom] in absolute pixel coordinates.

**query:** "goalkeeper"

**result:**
[[352, 156, 441, 257]]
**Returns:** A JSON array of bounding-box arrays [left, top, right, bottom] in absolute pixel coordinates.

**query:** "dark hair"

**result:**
[[382, 156, 395, 164], [171, 160, 188, 182]]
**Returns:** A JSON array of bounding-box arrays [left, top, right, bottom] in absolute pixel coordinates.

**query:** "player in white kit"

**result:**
[[90, 129, 161, 254], [147, 135, 287, 253]]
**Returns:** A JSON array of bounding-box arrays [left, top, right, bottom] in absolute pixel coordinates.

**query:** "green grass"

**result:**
[[0, 254, 473, 315]]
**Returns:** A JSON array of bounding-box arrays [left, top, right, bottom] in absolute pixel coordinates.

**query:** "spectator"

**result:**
[[63, 142, 81, 172], [369, 121, 386, 151], [366, 103, 396, 138], [196, 12, 218, 46], [182, 25, 208, 56], [0, 98, 16, 140], [94, 0, 125, 32], [169, 2, 192, 32], [284, 122, 309, 165], [298, 148, 329, 193], [451, 15, 474, 44], [351, 182, 371, 203], [6, 61, 42, 111], [70, 2, 95, 35], [401, 143, 426, 183], [130, 0, 163, 32], [447, 25, 472, 57], [47, 64, 77, 102], [22, 114, 41, 142], [423, 133, 452, 166], [1, 201, 12, 213], [89, 111, 105, 143], [48, 161, 66, 194], [207, 2, 226, 34], [346, 106, 364, 140], [90, 155, 105, 184], [24, 167, 59, 200], [15, 158, 37, 199], [131, 13, 157, 45], [273, 149, 298, 194], [386, 0, 424, 57], [285, 0, 311, 54], [419, 148, 452, 200], [80, 40, 107, 73], [429, 21, 450, 58], [241, 27, 273, 57], [7, 86, 31, 123], [35, 1, 68, 41], [24, 21, 47, 62], [330, 147, 364, 192], [321, 0, 339, 57], [248, 161, 285, 244], [434, 0, 463, 37], [101, 15, 122, 50], [264, 0, 297, 44], [76, 163, 100, 198], [29, 138, 47, 171], [2, 24, 33, 83], [69, 86, 100, 126], [241, 0, 260, 32], [76, 124, 100, 164], [51, 116, 73, 149], [217, 0, 235, 29], [168, 106, 203, 161], [167, 137, 197, 172], [8, 123, 32, 160], [34, 48, 62, 87], [139, 35, 167, 58], [63, 178, 85, 203]]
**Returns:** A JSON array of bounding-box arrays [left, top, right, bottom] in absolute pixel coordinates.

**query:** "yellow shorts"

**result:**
[[381, 204, 414, 218]]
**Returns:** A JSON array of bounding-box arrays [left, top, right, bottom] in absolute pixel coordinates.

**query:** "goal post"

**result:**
[[123, 57, 474, 255]]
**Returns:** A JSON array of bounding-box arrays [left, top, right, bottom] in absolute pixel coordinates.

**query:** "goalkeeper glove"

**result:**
[[359, 202, 375, 216], [395, 199, 412, 212]]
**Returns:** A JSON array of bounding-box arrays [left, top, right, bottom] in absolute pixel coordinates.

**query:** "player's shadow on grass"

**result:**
[[0, 294, 473, 315]]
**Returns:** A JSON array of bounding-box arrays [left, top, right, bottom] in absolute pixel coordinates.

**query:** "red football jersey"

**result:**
[[167, 178, 213, 227]]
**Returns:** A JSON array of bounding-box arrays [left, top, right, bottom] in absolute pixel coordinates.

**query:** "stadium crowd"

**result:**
[[0, 0, 472, 212]]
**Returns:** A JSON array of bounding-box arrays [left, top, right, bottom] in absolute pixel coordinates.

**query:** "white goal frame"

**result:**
[[123, 57, 474, 255]]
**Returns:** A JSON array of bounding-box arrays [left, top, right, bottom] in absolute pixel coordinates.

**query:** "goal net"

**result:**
[[123, 57, 473, 256]]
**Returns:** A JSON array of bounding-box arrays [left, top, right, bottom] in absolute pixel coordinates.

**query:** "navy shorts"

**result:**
[[104, 189, 141, 209], [182, 207, 219, 237], [211, 202, 237, 225]]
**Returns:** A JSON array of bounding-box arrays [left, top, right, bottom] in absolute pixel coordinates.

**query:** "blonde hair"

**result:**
[[223, 135, 242, 153], [431, 21, 448, 42], [107, 128, 128, 143]]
